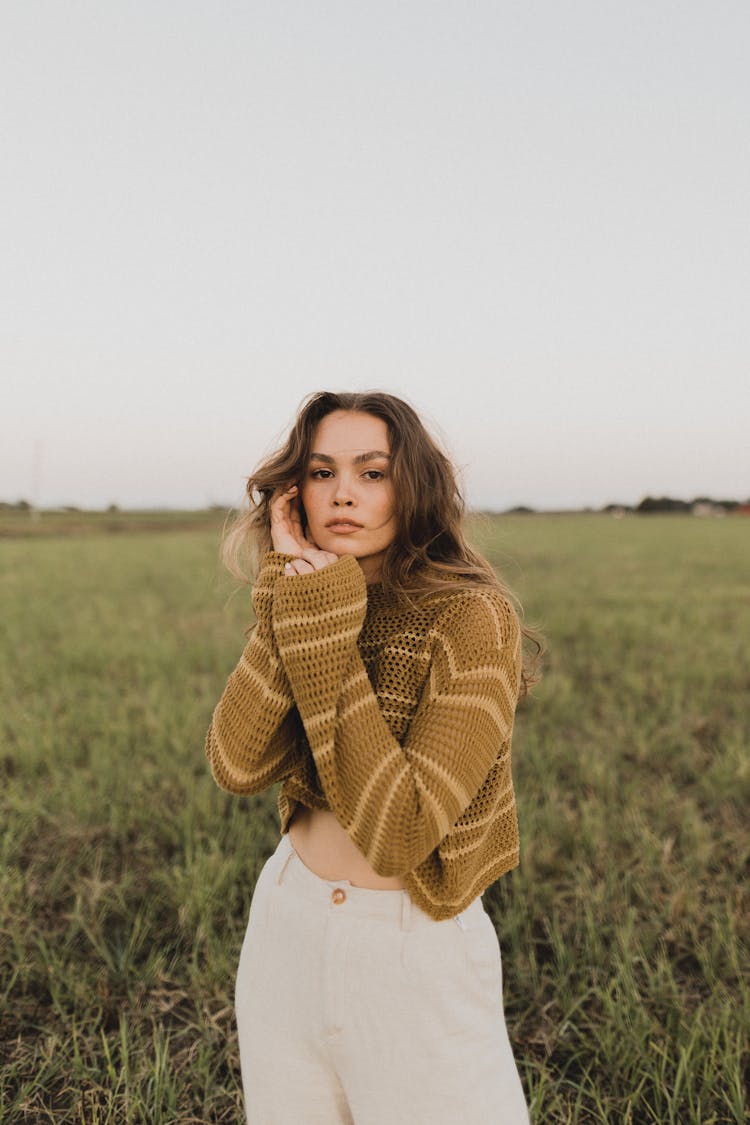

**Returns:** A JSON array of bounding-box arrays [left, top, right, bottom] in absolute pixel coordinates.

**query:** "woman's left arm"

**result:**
[[272, 554, 522, 877]]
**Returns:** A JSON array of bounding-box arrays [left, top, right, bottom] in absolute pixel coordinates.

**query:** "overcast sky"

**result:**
[[2, 1, 748, 511]]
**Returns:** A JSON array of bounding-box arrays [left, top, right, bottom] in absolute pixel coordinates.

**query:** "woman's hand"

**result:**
[[270, 484, 339, 574], [270, 484, 310, 556]]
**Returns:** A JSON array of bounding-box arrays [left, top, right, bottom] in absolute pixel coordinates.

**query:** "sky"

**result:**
[[2, 1, 748, 512]]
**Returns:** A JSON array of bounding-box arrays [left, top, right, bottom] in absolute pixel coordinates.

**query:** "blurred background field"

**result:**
[[0, 513, 747, 1123]]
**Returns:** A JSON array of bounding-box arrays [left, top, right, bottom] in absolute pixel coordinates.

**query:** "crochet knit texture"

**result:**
[[205, 550, 523, 921]]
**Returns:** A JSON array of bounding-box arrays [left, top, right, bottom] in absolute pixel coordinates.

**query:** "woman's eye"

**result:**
[[309, 469, 385, 480]]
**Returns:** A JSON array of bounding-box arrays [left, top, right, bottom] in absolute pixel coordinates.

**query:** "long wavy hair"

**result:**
[[222, 390, 544, 697]]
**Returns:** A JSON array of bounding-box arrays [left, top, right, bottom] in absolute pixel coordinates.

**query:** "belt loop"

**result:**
[[275, 836, 296, 885], [400, 891, 412, 932]]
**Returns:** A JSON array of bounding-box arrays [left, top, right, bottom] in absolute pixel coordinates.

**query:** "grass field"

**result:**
[[1, 513, 747, 1123]]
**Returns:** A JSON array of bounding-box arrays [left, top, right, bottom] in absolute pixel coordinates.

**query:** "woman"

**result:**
[[206, 390, 542, 1124]]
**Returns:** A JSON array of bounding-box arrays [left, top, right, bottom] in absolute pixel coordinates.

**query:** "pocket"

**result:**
[[237, 861, 278, 981], [457, 911, 503, 1009]]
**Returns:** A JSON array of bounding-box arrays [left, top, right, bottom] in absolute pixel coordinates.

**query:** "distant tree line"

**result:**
[[4, 496, 749, 516], [0, 501, 119, 512], [0, 500, 92, 512], [620, 496, 748, 514], [500, 495, 750, 515]]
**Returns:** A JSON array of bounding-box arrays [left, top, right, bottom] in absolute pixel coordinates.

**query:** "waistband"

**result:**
[[269, 831, 484, 932]]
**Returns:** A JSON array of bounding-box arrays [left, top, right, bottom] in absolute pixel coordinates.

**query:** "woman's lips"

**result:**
[[326, 523, 362, 533]]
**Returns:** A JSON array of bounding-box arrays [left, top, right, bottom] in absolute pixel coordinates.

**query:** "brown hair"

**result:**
[[222, 390, 544, 697]]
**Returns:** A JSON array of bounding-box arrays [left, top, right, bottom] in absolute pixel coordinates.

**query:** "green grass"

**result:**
[[1, 514, 748, 1122]]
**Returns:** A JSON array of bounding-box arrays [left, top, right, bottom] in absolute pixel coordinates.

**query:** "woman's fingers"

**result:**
[[298, 547, 339, 567], [284, 558, 315, 575], [284, 549, 339, 574], [270, 484, 297, 520], [269, 484, 308, 554]]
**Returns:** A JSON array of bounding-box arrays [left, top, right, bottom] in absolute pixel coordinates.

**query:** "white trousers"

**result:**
[[235, 831, 530, 1124]]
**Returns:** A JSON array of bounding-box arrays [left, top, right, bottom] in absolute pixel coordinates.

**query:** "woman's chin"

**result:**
[[327, 541, 359, 555], [314, 530, 377, 561]]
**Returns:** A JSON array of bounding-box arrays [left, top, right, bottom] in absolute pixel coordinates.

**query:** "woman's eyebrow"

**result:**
[[309, 450, 391, 465]]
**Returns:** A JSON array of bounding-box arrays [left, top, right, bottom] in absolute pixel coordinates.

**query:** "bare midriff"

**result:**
[[287, 804, 407, 890]]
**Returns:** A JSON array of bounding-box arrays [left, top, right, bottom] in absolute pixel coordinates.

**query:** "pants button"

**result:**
[[331, 888, 346, 904]]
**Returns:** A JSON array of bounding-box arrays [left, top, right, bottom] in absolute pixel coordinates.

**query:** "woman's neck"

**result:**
[[355, 550, 385, 586]]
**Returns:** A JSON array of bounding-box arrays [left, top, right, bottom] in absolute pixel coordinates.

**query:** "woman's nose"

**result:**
[[333, 479, 355, 505]]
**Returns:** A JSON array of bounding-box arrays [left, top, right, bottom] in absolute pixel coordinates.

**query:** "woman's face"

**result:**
[[299, 409, 398, 583]]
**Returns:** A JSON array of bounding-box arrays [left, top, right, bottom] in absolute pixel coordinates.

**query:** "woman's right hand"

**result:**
[[270, 484, 311, 556], [270, 484, 339, 573]]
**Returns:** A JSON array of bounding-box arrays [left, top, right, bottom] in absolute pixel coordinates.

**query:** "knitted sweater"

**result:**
[[205, 550, 523, 921]]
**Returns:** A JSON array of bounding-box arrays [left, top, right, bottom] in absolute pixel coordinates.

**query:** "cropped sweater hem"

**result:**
[[276, 797, 520, 920]]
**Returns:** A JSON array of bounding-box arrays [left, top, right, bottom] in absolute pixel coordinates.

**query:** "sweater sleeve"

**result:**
[[205, 550, 301, 794], [272, 554, 523, 877]]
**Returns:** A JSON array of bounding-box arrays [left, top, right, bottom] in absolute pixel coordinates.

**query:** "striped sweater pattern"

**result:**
[[205, 550, 523, 921]]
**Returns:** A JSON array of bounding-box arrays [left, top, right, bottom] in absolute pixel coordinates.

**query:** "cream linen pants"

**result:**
[[235, 831, 530, 1124]]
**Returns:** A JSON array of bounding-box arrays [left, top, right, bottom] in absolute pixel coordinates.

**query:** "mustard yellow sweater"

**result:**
[[205, 550, 523, 921]]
